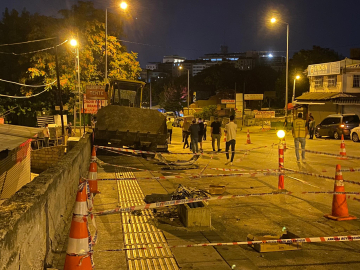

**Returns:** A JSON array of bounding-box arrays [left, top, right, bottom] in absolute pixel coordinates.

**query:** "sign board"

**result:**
[[254, 110, 275, 118], [235, 93, 244, 115], [82, 94, 108, 114], [55, 105, 68, 111], [244, 94, 263, 100], [221, 99, 235, 104], [226, 104, 235, 109], [86, 85, 107, 100], [308, 61, 340, 76]]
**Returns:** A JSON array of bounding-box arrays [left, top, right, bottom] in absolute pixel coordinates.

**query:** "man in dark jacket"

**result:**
[[189, 119, 200, 153]]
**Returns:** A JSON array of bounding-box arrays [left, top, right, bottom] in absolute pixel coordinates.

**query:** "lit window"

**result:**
[[353, 75, 360, 88], [314, 76, 323, 88], [327, 75, 337, 88]]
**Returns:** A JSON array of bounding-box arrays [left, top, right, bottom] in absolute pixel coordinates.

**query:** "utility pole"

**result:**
[[54, 38, 65, 139]]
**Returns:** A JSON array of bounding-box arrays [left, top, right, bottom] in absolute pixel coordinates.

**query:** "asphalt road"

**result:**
[[90, 126, 360, 270]]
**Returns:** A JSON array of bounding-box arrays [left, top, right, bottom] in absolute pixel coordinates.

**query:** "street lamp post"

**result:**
[[105, 2, 128, 83], [179, 66, 190, 115], [70, 39, 82, 136], [271, 18, 289, 120], [292, 75, 301, 103]]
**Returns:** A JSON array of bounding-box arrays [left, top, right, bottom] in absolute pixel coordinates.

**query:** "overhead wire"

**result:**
[[0, 88, 51, 99], [0, 78, 57, 88], [0, 37, 56, 47], [0, 39, 68, 56]]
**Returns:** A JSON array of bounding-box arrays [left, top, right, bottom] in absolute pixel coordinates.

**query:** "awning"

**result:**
[[295, 92, 355, 101], [0, 124, 41, 152]]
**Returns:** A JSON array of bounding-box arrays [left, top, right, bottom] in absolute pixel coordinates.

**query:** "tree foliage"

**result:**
[[194, 105, 218, 120], [0, 1, 141, 125]]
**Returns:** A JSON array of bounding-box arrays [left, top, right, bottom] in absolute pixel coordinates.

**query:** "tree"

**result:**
[[0, 1, 141, 125], [194, 105, 218, 120]]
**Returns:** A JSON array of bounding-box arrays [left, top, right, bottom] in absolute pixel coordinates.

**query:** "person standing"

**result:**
[[203, 121, 207, 141], [211, 117, 222, 152], [292, 112, 308, 162], [224, 115, 237, 165], [198, 118, 205, 152], [189, 119, 200, 153], [182, 119, 191, 149], [66, 122, 73, 137], [43, 123, 50, 147], [166, 118, 173, 144], [309, 115, 315, 139]]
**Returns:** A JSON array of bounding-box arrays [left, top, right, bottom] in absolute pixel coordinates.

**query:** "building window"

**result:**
[[314, 76, 323, 88], [328, 75, 337, 88], [353, 75, 360, 88]]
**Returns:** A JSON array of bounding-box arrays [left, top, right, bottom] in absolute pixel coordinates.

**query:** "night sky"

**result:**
[[1, 0, 360, 67]]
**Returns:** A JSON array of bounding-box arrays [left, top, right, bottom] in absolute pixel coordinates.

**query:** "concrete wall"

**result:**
[[0, 135, 91, 270], [31, 146, 66, 174]]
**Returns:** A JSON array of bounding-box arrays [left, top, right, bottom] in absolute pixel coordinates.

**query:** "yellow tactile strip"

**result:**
[[116, 168, 179, 270]]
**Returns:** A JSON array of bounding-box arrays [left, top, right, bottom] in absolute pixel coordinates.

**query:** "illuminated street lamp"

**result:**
[[179, 66, 190, 115], [292, 75, 301, 103], [105, 2, 128, 83], [277, 130, 286, 139], [70, 38, 82, 135], [270, 17, 289, 121]]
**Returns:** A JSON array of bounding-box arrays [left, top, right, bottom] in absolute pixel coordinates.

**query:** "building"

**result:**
[[295, 58, 360, 122], [146, 63, 158, 70], [162, 55, 186, 63]]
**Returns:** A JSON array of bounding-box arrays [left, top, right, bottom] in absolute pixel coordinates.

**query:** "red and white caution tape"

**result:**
[[82, 171, 280, 182], [95, 235, 360, 252], [210, 168, 279, 173], [290, 147, 360, 160], [340, 167, 360, 172], [93, 192, 292, 216], [92, 190, 360, 216], [283, 168, 360, 186]]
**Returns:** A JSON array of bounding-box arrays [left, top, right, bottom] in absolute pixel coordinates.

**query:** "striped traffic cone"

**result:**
[[282, 137, 287, 150], [246, 129, 251, 144], [324, 164, 356, 221], [64, 185, 93, 269], [88, 163, 99, 194], [91, 146, 96, 162], [337, 134, 347, 160]]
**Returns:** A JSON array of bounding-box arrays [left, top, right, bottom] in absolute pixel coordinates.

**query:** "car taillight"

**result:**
[[340, 124, 345, 128]]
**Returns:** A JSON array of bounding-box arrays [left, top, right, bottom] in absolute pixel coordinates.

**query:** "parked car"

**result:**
[[315, 114, 360, 139], [351, 126, 360, 142]]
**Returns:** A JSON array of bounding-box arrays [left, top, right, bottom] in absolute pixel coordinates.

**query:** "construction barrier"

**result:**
[[340, 167, 360, 172], [278, 143, 285, 190], [290, 147, 360, 160]]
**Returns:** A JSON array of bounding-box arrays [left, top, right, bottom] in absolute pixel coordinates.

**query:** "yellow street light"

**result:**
[[292, 75, 301, 103], [296, 75, 300, 80], [178, 66, 189, 115], [70, 39, 77, 47], [270, 17, 276, 23], [277, 130, 286, 139], [120, 1, 128, 10]]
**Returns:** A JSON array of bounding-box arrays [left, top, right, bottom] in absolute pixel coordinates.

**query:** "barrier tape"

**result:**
[[290, 147, 360, 160], [95, 235, 360, 251], [210, 168, 279, 173], [93, 192, 292, 216], [96, 145, 273, 156], [283, 168, 360, 186], [82, 171, 280, 182], [92, 190, 360, 216], [340, 167, 360, 172]]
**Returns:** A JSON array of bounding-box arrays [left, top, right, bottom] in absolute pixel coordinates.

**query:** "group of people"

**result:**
[[176, 115, 237, 165]]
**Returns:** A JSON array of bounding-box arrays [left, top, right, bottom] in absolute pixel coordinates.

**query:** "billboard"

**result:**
[[85, 85, 107, 100], [244, 94, 263, 100], [308, 61, 340, 76], [221, 99, 235, 104], [254, 110, 275, 118]]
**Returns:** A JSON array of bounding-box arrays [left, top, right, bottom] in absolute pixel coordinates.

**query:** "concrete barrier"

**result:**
[[0, 135, 91, 270]]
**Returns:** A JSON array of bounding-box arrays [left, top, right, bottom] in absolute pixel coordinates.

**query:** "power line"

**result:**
[[0, 39, 68, 56], [0, 37, 56, 47], [0, 88, 50, 99], [0, 79, 57, 88]]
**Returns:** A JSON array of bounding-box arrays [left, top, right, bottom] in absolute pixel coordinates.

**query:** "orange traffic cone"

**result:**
[[338, 134, 347, 160], [91, 146, 96, 162], [246, 129, 251, 144], [88, 163, 99, 194], [324, 164, 356, 221], [64, 185, 93, 269]]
